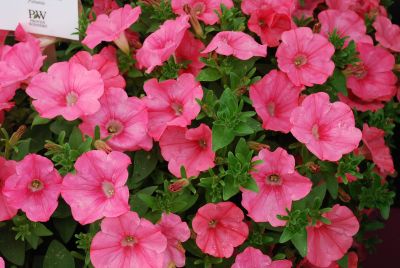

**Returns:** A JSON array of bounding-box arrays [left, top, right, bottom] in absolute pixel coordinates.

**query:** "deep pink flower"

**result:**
[[338, 89, 385, 112], [306, 205, 359, 267], [90, 211, 167, 268], [346, 43, 397, 102], [83, 5, 141, 54], [290, 92, 362, 161], [80, 88, 152, 152], [159, 124, 215, 178], [276, 27, 335, 87], [171, 0, 233, 25], [175, 31, 206, 76], [293, 0, 324, 19], [62, 150, 131, 225], [318, 9, 373, 46], [3, 154, 61, 222], [233, 247, 292, 268], [0, 157, 17, 221], [0, 85, 16, 115], [325, 0, 357, 10], [0, 30, 7, 45], [158, 213, 190, 267], [192, 202, 248, 258], [144, 73, 203, 141], [241, 0, 295, 15], [250, 70, 302, 133], [202, 31, 267, 60], [136, 16, 190, 73], [26, 61, 104, 121], [69, 46, 125, 90], [242, 148, 312, 226], [373, 16, 400, 52], [350, 0, 386, 17], [92, 0, 120, 16], [248, 8, 295, 47]]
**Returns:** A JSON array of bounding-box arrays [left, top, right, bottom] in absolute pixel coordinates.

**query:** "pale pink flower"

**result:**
[[338, 89, 384, 112], [14, 24, 56, 49], [202, 31, 267, 60], [171, 0, 233, 25], [91, 0, 120, 16], [241, 0, 295, 15], [80, 88, 152, 152], [242, 148, 312, 226], [276, 27, 335, 87], [175, 31, 206, 76], [318, 9, 373, 46], [192, 202, 248, 258], [83, 5, 141, 54], [373, 16, 400, 52], [346, 43, 397, 102], [0, 257, 4, 268], [0, 157, 17, 221], [90, 211, 167, 268], [306, 205, 359, 267], [26, 61, 104, 121], [233, 247, 292, 268], [290, 92, 362, 161], [250, 70, 302, 133], [158, 213, 190, 267], [159, 124, 215, 178], [62, 150, 131, 225], [136, 16, 190, 73], [69, 46, 125, 90], [143, 73, 203, 141], [3, 154, 62, 222]]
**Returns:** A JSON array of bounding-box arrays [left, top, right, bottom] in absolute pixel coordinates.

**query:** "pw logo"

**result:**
[[29, 10, 47, 20]]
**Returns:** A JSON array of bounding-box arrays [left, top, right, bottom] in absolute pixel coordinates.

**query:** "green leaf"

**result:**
[[32, 223, 53, 236], [242, 177, 259, 192], [11, 139, 31, 161], [53, 217, 77, 243], [31, 114, 51, 127], [130, 186, 158, 217], [329, 69, 347, 96], [68, 127, 83, 150], [212, 123, 235, 151], [326, 175, 339, 199], [291, 230, 307, 257], [0, 228, 25, 265], [294, 183, 327, 210], [337, 254, 349, 268], [129, 150, 158, 189], [137, 193, 158, 210], [43, 240, 75, 268], [197, 68, 222, 82], [222, 176, 239, 200]]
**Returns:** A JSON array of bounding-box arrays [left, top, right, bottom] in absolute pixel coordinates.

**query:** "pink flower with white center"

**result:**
[[175, 31, 206, 76], [202, 31, 267, 60], [318, 9, 373, 46], [83, 5, 141, 54], [80, 88, 152, 152], [241, 0, 295, 16], [373, 16, 400, 52], [346, 43, 397, 102], [306, 205, 359, 267], [3, 154, 62, 222], [290, 92, 362, 161], [158, 213, 190, 267], [69, 46, 125, 90], [143, 73, 203, 141], [241, 148, 312, 226], [192, 202, 249, 258], [276, 27, 335, 87], [61, 150, 131, 225], [90, 211, 167, 268], [0, 157, 17, 221], [232, 247, 292, 268], [136, 15, 190, 73], [171, 0, 233, 25], [250, 70, 302, 133], [26, 61, 104, 121], [159, 124, 215, 178]]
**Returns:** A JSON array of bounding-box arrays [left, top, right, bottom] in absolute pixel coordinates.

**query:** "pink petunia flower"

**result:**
[[0, 257, 4, 268], [14, 24, 56, 49], [290, 92, 362, 161], [61, 150, 131, 225], [0, 157, 17, 221], [175, 31, 206, 76], [232, 247, 292, 268], [158, 212, 190, 267], [241, 0, 295, 16], [192, 202, 249, 258], [80, 87, 152, 152], [241, 148, 312, 226], [373, 16, 400, 52], [248, 7, 296, 47], [91, 0, 120, 16], [346, 43, 397, 102], [90, 211, 167, 268], [202, 31, 267, 60], [306, 205, 359, 267], [143, 73, 203, 141], [338, 88, 385, 112], [318, 9, 373, 46], [26, 61, 104, 121], [0, 85, 16, 115], [276, 27, 335, 87], [136, 15, 190, 73], [171, 0, 233, 25], [159, 124, 215, 178], [325, 0, 357, 11], [293, 0, 324, 19], [69, 46, 125, 90], [82, 5, 141, 54], [3, 154, 62, 222], [250, 70, 302, 133], [0, 30, 7, 45]]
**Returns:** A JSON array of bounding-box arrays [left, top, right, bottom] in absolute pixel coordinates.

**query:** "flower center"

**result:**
[[102, 181, 115, 198], [294, 55, 307, 67], [106, 120, 123, 135], [266, 174, 281, 185], [267, 102, 275, 116], [346, 62, 368, 79], [29, 179, 44, 192], [121, 235, 136, 247], [66, 92, 78, 106], [312, 124, 320, 140], [171, 102, 184, 116], [208, 219, 217, 228], [198, 138, 207, 148], [192, 2, 206, 15]]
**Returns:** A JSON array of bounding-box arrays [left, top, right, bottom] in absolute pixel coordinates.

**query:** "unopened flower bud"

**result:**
[[94, 140, 112, 153], [9, 125, 27, 146], [247, 141, 270, 151], [306, 162, 320, 173], [169, 179, 189, 192]]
